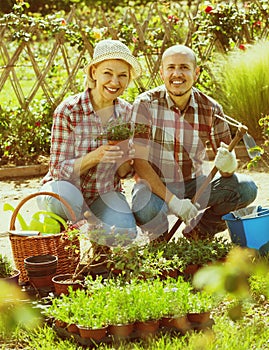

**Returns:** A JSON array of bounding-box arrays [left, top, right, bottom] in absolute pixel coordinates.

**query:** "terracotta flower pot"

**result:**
[[184, 263, 200, 276], [67, 323, 79, 334], [187, 311, 211, 324], [160, 316, 174, 329], [52, 273, 84, 296], [78, 325, 108, 341], [170, 315, 191, 334], [24, 254, 58, 288], [135, 319, 160, 337], [3, 269, 20, 285], [161, 269, 179, 279], [108, 139, 130, 157], [109, 323, 134, 339], [55, 319, 67, 329]]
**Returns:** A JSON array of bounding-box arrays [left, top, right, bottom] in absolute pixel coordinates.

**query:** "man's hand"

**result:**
[[214, 142, 237, 174], [168, 195, 199, 223]]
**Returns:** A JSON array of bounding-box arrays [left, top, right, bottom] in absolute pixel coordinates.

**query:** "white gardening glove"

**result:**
[[168, 195, 199, 223], [214, 142, 238, 173]]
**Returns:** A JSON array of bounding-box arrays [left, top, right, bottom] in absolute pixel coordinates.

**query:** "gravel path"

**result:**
[[0, 167, 268, 263]]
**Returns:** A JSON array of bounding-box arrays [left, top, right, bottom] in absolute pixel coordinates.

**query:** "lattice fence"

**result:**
[[0, 1, 216, 112], [0, 1, 267, 113]]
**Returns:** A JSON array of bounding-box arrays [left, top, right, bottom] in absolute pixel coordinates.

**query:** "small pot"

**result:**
[[55, 319, 67, 329], [109, 323, 134, 339], [187, 311, 211, 324], [78, 325, 108, 341], [67, 323, 79, 334], [170, 315, 191, 334], [2, 269, 20, 285], [135, 319, 159, 337], [160, 316, 174, 329], [52, 273, 84, 296], [24, 254, 58, 288], [184, 263, 200, 276]]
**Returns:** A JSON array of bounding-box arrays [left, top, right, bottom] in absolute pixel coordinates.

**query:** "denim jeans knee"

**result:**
[[38, 180, 85, 220], [132, 182, 169, 235]]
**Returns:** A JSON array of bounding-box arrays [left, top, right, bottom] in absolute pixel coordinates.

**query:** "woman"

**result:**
[[38, 39, 142, 246]]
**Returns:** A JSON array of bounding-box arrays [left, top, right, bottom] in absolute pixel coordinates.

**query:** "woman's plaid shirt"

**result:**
[[131, 85, 232, 183], [42, 89, 132, 205]]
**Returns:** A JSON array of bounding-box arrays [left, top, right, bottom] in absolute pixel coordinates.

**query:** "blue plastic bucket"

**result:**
[[222, 206, 269, 252]]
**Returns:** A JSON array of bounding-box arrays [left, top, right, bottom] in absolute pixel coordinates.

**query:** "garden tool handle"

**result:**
[[9, 191, 77, 231], [163, 126, 248, 242]]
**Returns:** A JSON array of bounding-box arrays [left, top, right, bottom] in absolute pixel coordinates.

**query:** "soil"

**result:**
[[0, 162, 268, 263]]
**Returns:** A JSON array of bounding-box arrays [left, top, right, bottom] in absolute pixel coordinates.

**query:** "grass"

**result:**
[[211, 40, 269, 139]]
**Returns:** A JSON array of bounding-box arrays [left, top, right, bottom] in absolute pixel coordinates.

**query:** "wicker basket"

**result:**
[[9, 191, 80, 283]]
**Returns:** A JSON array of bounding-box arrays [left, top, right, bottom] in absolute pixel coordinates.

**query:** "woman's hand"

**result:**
[[74, 142, 134, 176], [116, 140, 135, 178], [100, 144, 125, 163]]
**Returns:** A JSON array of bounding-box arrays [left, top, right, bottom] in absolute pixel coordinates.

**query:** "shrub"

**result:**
[[211, 40, 269, 139], [0, 102, 52, 165]]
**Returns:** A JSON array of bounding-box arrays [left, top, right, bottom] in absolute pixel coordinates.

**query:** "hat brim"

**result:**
[[84, 51, 142, 80]]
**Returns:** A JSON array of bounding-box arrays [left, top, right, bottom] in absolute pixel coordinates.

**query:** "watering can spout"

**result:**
[[3, 203, 29, 230]]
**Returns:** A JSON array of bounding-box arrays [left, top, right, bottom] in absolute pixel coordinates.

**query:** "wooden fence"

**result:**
[[0, 1, 267, 113]]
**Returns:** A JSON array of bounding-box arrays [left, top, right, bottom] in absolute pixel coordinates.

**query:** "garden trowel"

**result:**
[[215, 114, 261, 159], [242, 132, 261, 159]]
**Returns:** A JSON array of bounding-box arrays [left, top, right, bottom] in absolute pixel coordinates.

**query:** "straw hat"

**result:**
[[84, 39, 142, 88]]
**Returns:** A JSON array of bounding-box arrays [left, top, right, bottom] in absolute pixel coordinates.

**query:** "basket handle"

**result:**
[[9, 191, 77, 230]]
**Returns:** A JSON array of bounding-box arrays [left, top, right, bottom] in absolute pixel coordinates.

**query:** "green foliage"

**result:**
[[46, 276, 215, 326], [6, 246, 269, 348], [1, 1, 269, 163], [106, 121, 133, 141], [211, 40, 269, 139], [0, 102, 52, 165], [0, 281, 41, 338], [0, 254, 14, 278]]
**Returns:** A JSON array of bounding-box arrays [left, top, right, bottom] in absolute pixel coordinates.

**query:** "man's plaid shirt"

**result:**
[[42, 89, 132, 205], [131, 85, 232, 184]]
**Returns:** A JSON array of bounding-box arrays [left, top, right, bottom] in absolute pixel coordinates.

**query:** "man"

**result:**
[[131, 44, 257, 241]]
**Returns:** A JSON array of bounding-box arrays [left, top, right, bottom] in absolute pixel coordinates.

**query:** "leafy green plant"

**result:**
[[0, 103, 52, 165], [211, 40, 269, 139], [106, 121, 133, 142], [105, 119, 148, 142], [0, 254, 14, 278], [188, 290, 217, 314]]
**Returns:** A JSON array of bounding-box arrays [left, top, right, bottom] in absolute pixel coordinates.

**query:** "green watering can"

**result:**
[[4, 203, 68, 234]]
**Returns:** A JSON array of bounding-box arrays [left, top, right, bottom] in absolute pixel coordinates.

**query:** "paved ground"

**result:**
[[0, 166, 268, 264]]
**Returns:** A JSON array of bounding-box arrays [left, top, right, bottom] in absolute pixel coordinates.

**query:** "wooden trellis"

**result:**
[[0, 6, 87, 111], [2, 1, 250, 113], [0, 3, 207, 113]]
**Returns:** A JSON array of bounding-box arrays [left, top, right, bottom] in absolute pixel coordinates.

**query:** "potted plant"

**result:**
[[162, 237, 233, 277], [106, 119, 148, 143], [24, 254, 58, 290], [52, 225, 108, 295], [159, 277, 192, 333], [106, 120, 133, 143], [0, 254, 20, 284], [186, 290, 216, 326]]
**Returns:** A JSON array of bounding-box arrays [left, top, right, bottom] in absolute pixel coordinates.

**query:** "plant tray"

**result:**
[[8, 192, 80, 283]]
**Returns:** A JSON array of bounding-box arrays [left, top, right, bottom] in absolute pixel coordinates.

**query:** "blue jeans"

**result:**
[[38, 180, 137, 245], [132, 173, 258, 237]]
